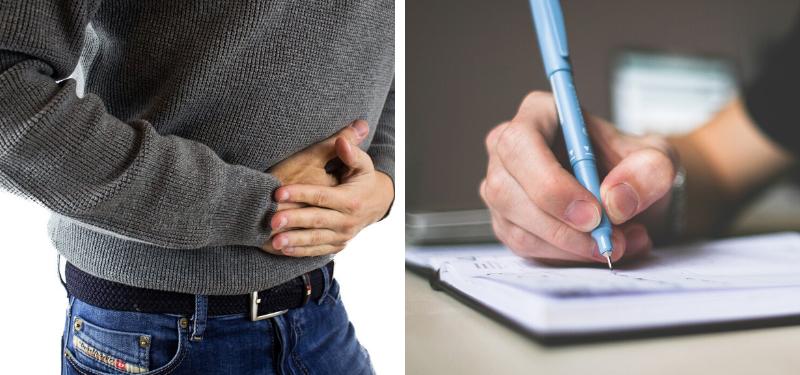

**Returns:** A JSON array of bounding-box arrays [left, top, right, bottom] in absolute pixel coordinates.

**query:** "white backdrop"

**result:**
[[0, 185, 404, 374], [0, 1, 406, 371]]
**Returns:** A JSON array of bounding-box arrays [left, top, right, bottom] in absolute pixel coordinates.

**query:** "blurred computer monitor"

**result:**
[[612, 51, 736, 135]]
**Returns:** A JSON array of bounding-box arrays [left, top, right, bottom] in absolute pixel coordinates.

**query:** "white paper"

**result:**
[[405, 244, 508, 270], [447, 233, 800, 296], [429, 233, 800, 335]]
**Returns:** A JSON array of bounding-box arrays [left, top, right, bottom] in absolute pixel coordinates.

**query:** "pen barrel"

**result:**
[[530, 0, 614, 255], [574, 159, 614, 254], [550, 70, 614, 254], [529, 0, 570, 76], [550, 71, 595, 168]]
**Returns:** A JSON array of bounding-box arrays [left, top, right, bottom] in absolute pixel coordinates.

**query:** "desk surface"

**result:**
[[406, 270, 800, 375]]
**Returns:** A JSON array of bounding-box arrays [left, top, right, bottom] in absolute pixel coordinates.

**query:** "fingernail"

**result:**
[[564, 200, 601, 231], [606, 183, 639, 223], [274, 216, 287, 230], [273, 237, 288, 249], [276, 190, 289, 202], [610, 230, 626, 262], [350, 121, 369, 138], [282, 247, 295, 254], [589, 242, 602, 260]]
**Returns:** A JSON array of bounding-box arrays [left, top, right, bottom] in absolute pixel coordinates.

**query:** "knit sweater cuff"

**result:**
[[212, 166, 280, 248]]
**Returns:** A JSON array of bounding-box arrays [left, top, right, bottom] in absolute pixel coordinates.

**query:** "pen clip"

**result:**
[[543, 0, 569, 57]]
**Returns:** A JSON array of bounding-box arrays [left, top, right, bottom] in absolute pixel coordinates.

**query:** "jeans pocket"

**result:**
[[63, 313, 187, 375], [323, 279, 342, 305]]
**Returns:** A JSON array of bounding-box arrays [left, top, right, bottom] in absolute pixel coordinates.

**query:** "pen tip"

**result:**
[[605, 255, 613, 270]]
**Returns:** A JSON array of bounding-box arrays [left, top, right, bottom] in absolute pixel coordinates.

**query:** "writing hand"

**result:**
[[481, 92, 677, 265]]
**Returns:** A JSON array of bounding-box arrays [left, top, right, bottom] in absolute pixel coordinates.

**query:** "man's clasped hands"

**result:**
[[264, 120, 394, 257]]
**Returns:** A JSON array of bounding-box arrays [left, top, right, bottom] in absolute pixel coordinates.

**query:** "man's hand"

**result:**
[[265, 132, 394, 257], [268, 120, 369, 188], [480, 91, 678, 265], [260, 121, 370, 253]]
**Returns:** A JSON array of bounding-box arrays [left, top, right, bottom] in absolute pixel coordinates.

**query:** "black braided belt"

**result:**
[[65, 261, 333, 321]]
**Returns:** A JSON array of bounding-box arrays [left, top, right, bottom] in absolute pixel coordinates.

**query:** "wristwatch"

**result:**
[[665, 166, 688, 241]]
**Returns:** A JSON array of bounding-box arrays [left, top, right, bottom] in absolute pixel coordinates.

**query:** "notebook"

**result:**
[[407, 232, 800, 343]]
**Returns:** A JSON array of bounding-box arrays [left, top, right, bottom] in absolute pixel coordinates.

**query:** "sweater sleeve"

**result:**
[[0, 1, 278, 249], [368, 80, 395, 180], [743, 15, 800, 157], [367, 80, 395, 220]]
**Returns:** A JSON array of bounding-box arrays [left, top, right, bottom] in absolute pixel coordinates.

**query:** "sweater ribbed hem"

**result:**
[[49, 214, 332, 295]]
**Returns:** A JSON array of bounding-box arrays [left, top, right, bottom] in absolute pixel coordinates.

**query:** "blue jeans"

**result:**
[[60, 277, 373, 375]]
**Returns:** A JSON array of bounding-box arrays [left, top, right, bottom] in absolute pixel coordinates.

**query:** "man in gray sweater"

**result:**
[[0, 1, 393, 374]]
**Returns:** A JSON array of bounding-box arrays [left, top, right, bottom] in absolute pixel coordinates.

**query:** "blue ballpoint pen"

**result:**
[[528, 0, 615, 269]]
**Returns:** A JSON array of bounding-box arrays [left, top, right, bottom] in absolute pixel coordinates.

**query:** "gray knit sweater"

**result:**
[[0, 1, 394, 294]]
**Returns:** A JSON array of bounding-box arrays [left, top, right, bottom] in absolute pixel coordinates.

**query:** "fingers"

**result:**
[[481, 91, 659, 266], [481, 132, 648, 265], [490, 211, 598, 263], [490, 209, 649, 265], [583, 115, 627, 172], [620, 222, 652, 260], [308, 119, 370, 159], [275, 202, 306, 211], [274, 184, 353, 213], [512, 91, 560, 140], [262, 241, 346, 257], [481, 153, 598, 259], [270, 206, 347, 233], [493, 120, 602, 233], [600, 147, 676, 224], [484, 122, 510, 154], [267, 203, 359, 258], [334, 136, 374, 174], [349, 119, 370, 140], [279, 244, 347, 257], [484, 146, 653, 263], [271, 228, 344, 250]]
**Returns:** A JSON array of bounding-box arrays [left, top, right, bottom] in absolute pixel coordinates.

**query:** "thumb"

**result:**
[[308, 120, 370, 159], [600, 147, 676, 224], [335, 136, 373, 174], [348, 119, 370, 142]]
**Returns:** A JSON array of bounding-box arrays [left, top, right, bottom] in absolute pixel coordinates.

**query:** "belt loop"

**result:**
[[317, 263, 332, 305], [191, 295, 208, 342]]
